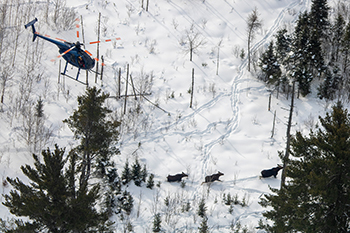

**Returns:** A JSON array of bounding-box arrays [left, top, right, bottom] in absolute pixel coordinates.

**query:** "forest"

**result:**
[[0, 0, 350, 232]]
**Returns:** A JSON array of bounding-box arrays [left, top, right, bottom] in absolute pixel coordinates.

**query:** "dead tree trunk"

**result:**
[[95, 12, 101, 83], [118, 68, 121, 98], [271, 110, 276, 138], [124, 64, 129, 114], [129, 74, 137, 100], [281, 81, 295, 188], [190, 68, 194, 108]]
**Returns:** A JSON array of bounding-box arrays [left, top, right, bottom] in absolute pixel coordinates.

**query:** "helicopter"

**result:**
[[24, 18, 120, 84]]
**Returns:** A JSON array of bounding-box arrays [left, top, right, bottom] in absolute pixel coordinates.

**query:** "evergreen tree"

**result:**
[[197, 198, 207, 218], [141, 164, 147, 183], [290, 12, 314, 96], [258, 40, 282, 85], [274, 28, 291, 66], [117, 189, 134, 215], [63, 86, 120, 188], [309, 0, 329, 39], [146, 173, 155, 189], [152, 213, 162, 232], [2, 145, 110, 232], [34, 97, 44, 118], [330, 14, 345, 63], [308, 27, 326, 75], [131, 158, 142, 186], [260, 102, 350, 232], [198, 216, 209, 233], [341, 22, 350, 79], [121, 159, 132, 185], [318, 67, 341, 100]]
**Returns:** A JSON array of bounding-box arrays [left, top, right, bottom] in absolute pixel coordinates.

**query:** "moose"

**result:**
[[202, 171, 224, 184], [167, 172, 188, 182], [260, 164, 283, 178]]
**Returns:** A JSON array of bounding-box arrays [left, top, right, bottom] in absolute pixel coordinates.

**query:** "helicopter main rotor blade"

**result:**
[[88, 37, 121, 45], [75, 18, 80, 40], [50, 46, 76, 62]]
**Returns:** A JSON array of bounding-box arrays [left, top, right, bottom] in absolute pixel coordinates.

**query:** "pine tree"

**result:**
[[198, 216, 209, 233], [152, 213, 162, 232], [121, 159, 132, 185], [131, 158, 142, 186], [197, 198, 207, 218], [34, 97, 44, 118], [309, 0, 329, 39], [117, 189, 134, 215], [146, 173, 155, 189], [317, 67, 341, 100], [274, 28, 291, 65], [2, 145, 110, 232], [290, 12, 314, 96], [141, 164, 147, 182], [330, 14, 345, 63], [63, 86, 120, 188], [258, 40, 282, 85], [260, 102, 350, 232], [341, 22, 350, 78]]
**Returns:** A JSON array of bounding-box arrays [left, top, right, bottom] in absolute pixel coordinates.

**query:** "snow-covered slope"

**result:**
[[1, 0, 336, 232]]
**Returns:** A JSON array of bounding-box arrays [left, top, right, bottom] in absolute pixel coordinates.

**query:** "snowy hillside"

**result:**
[[0, 0, 338, 232]]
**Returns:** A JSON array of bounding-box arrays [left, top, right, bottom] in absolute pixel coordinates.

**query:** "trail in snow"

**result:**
[[199, 0, 309, 182]]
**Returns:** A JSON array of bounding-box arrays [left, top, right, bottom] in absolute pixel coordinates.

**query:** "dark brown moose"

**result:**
[[260, 164, 283, 178], [202, 171, 224, 184], [167, 172, 188, 182]]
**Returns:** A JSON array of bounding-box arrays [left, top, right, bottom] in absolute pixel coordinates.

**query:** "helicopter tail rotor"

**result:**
[[24, 18, 38, 42]]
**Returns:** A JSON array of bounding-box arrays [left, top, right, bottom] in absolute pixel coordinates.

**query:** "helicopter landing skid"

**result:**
[[61, 72, 87, 85], [61, 61, 87, 85]]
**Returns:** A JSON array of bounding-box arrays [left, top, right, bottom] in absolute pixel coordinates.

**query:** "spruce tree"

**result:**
[[63, 86, 120, 188], [121, 159, 132, 185], [290, 12, 314, 96], [274, 28, 291, 66], [317, 67, 341, 100], [260, 102, 350, 232], [197, 198, 207, 218], [2, 145, 110, 232], [117, 189, 134, 215], [330, 14, 345, 63], [152, 213, 162, 232], [309, 0, 329, 39], [258, 40, 282, 85], [131, 158, 142, 186], [198, 216, 209, 233], [146, 173, 155, 189], [341, 22, 350, 78]]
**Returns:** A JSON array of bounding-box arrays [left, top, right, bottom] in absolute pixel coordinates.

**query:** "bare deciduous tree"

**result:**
[[180, 24, 206, 61], [246, 7, 262, 72]]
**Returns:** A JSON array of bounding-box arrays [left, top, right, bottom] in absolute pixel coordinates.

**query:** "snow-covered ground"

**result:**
[[0, 0, 338, 232]]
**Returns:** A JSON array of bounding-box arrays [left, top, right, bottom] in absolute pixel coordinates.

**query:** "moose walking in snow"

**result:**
[[260, 165, 283, 178], [202, 171, 224, 184], [167, 172, 188, 182]]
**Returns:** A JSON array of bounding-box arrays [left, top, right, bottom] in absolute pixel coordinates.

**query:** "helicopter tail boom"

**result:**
[[24, 18, 38, 42]]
